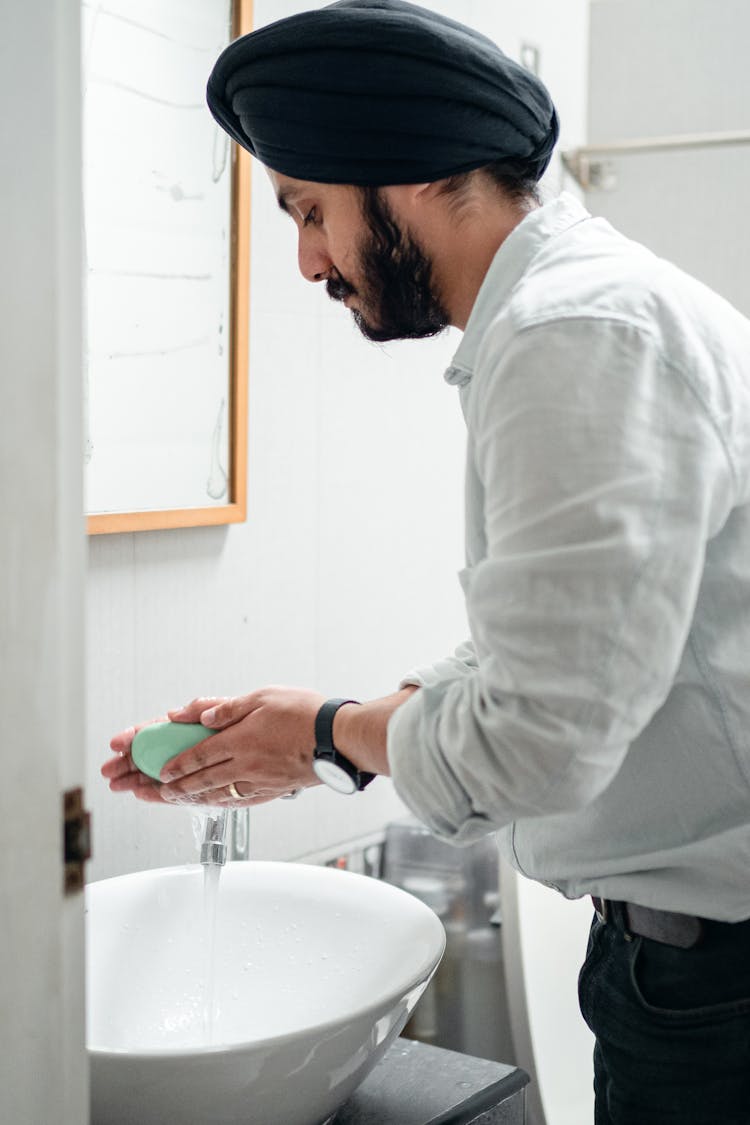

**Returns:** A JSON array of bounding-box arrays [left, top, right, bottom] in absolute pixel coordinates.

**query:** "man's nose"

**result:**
[[297, 232, 332, 284]]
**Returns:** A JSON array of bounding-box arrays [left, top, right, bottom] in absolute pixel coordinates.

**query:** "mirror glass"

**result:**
[[82, 0, 249, 533]]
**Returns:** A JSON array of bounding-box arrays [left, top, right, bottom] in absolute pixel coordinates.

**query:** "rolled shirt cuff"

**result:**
[[387, 681, 494, 846]]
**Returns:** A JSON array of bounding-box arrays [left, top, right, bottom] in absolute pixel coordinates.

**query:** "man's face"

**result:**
[[269, 172, 449, 342]]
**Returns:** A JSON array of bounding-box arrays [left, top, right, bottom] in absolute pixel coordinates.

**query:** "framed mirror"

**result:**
[[83, 0, 252, 534]]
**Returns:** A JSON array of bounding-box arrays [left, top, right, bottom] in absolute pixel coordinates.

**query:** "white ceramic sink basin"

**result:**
[[86, 861, 445, 1125]]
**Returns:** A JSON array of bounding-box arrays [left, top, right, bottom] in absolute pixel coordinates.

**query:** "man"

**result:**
[[103, 2, 750, 1121]]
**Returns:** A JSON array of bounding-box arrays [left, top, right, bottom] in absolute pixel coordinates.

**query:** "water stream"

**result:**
[[203, 862, 222, 1044], [192, 808, 249, 1044]]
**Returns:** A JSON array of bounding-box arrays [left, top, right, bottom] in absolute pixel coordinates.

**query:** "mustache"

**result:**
[[326, 269, 357, 303]]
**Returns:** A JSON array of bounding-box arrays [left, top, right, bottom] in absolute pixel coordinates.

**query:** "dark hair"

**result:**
[[438, 162, 542, 209], [351, 185, 450, 341]]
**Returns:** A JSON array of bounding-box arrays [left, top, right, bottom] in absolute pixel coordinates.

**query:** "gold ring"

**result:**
[[227, 782, 243, 800]]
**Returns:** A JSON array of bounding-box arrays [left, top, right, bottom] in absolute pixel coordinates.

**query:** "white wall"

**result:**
[[587, 0, 750, 316]]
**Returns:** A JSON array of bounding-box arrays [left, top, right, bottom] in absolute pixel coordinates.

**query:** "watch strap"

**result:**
[[314, 698, 375, 791]]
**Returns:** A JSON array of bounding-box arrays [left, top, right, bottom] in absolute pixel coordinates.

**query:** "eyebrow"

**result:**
[[276, 190, 298, 215]]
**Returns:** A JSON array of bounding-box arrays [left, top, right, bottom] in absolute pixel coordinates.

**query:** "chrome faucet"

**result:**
[[200, 810, 228, 866], [200, 808, 251, 866]]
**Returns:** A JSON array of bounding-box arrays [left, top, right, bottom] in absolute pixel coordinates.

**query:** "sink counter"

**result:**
[[335, 1038, 529, 1124]]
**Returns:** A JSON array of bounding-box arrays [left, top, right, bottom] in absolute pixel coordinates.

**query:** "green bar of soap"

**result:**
[[131, 721, 215, 780]]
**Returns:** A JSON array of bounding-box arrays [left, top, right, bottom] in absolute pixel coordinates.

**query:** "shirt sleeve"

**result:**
[[398, 638, 478, 690], [387, 316, 734, 844]]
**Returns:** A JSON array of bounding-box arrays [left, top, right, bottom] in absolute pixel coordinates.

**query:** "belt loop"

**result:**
[[593, 898, 634, 940], [607, 901, 634, 941], [618, 901, 634, 941]]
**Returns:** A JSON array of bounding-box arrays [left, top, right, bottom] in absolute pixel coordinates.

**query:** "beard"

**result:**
[[326, 187, 450, 343]]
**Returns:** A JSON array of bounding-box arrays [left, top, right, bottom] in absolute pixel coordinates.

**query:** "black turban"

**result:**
[[206, 0, 559, 186]]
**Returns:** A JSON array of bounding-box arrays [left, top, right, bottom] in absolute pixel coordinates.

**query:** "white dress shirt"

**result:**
[[387, 193, 750, 921]]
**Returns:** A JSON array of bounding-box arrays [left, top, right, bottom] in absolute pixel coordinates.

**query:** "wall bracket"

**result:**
[[562, 128, 750, 190]]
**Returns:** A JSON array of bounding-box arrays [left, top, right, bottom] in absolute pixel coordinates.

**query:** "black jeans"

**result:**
[[577, 911, 750, 1124]]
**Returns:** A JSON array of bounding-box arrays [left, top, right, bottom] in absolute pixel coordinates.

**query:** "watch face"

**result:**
[[313, 757, 358, 795]]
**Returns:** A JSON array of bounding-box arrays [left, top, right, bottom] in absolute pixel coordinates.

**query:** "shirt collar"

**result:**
[[444, 192, 591, 388]]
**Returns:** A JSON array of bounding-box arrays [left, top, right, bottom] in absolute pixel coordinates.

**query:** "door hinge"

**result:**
[[63, 787, 92, 895]]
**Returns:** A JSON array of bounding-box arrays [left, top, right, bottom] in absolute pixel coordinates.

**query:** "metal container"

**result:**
[[382, 818, 516, 1064]]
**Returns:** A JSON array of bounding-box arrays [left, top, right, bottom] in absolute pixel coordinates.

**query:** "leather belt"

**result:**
[[592, 897, 704, 949]]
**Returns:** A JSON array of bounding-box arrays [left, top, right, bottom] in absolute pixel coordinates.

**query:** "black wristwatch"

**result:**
[[312, 698, 376, 795]]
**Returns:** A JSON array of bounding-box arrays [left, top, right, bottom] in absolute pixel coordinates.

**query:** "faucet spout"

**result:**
[[200, 810, 228, 866]]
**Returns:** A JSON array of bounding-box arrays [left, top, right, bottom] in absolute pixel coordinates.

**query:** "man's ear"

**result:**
[[379, 181, 440, 221]]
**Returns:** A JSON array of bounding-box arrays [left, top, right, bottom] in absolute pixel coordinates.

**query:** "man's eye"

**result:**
[[302, 207, 318, 227]]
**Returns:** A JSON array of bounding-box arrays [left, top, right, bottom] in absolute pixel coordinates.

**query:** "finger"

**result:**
[[199, 787, 287, 809], [159, 784, 243, 807], [159, 788, 206, 806], [108, 769, 164, 800], [101, 751, 139, 780], [179, 783, 310, 807], [160, 758, 240, 799], [167, 697, 229, 723], [132, 783, 173, 804], [109, 716, 166, 754], [109, 727, 136, 754], [158, 734, 233, 784], [198, 692, 264, 731], [190, 782, 253, 806]]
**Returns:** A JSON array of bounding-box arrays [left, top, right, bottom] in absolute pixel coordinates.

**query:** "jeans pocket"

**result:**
[[577, 917, 605, 1030], [628, 936, 750, 1027]]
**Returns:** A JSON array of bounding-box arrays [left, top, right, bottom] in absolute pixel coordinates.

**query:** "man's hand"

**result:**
[[102, 684, 419, 806], [157, 686, 325, 805], [102, 688, 325, 807], [101, 697, 231, 804]]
